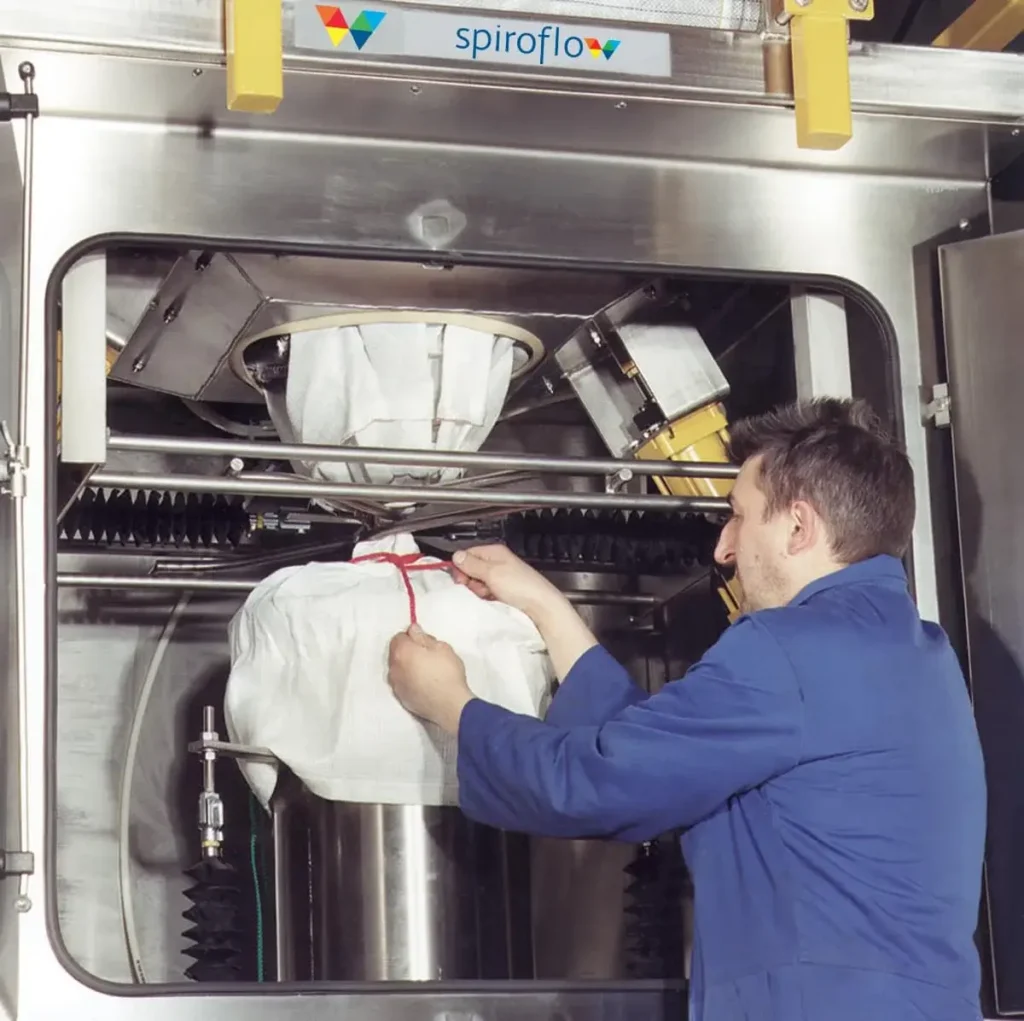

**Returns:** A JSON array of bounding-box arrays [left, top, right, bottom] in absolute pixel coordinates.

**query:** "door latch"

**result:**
[[923, 383, 951, 428]]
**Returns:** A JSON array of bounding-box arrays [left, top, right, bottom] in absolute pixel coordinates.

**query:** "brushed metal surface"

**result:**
[[0, 44, 1014, 181], [2, 1, 1024, 128], [0, 22, 999, 1021]]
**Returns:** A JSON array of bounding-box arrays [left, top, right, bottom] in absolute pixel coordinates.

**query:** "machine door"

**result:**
[[939, 229, 1024, 1016]]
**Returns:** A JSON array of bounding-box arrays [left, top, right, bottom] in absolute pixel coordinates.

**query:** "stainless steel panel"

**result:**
[[108, 253, 262, 400], [0, 28, 993, 1021], [938, 230, 1024, 1016], [0, 44, 1012, 182], [3, 1, 1024, 132], [106, 251, 173, 352], [618, 321, 728, 423], [555, 325, 643, 456]]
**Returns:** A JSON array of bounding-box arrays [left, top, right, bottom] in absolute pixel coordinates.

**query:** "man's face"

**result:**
[[713, 456, 792, 613]]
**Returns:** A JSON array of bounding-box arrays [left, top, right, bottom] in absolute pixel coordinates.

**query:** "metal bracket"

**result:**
[[0, 421, 28, 498], [0, 851, 34, 878], [187, 736, 279, 766], [923, 383, 951, 428]]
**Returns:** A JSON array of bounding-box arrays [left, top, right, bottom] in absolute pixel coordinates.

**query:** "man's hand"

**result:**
[[452, 544, 569, 626], [452, 544, 599, 681], [387, 624, 473, 734]]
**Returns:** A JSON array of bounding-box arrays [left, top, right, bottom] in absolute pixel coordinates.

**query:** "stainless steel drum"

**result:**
[[272, 783, 534, 982]]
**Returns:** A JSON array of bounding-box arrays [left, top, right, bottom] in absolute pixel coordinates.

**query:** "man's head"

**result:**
[[714, 398, 914, 612]]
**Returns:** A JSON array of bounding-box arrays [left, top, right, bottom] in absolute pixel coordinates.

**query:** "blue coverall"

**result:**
[[457, 555, 987, 1020]]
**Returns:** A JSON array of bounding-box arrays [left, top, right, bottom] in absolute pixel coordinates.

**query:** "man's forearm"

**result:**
[[529, 595, 600, 681]]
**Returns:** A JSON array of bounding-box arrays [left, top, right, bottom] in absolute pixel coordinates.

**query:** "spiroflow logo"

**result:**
[[454, 22, 621, 66], [316, 5, 386, 49]]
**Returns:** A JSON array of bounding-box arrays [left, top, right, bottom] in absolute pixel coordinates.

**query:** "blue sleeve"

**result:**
[[544, 645, 646, 727], [457, 617, 804, 841]]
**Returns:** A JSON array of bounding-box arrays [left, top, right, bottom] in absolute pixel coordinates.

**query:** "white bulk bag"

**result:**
[[264, 320, 516, 486], [224, 534, 553, 808]]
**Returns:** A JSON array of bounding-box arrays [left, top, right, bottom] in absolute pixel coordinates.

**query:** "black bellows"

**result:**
[[182, 857, 245, 981], [502, 509, 719, 575], [61, 487, 248, 548], [623, 838, 688, 980]]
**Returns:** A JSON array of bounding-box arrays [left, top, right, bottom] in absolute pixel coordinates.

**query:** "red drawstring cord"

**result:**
[[350, 551, 453, 626]]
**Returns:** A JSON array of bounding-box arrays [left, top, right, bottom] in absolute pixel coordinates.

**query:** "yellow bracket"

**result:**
[[933, 0, 1024, 50], [635, 402, 734, 502], [783, 0, 874, 151], [715, 571, 744, 623], [225, 0, 284, 113], [634, 403, 745, 620]]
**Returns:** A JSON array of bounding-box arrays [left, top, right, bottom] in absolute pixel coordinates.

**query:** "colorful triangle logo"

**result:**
[[316, 5, 349, 46], [584, 36, 620, 60], [316, 6, 385, 49], [350, 9, 386, 49]]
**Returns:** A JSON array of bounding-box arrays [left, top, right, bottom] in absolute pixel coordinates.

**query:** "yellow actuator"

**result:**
[[783, 0, 874, 151], [635, 402, 743, 621], [225, 0, 284, 113]]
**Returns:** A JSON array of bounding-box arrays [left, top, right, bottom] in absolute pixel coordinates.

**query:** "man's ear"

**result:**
[[787, 500, 819, 556]]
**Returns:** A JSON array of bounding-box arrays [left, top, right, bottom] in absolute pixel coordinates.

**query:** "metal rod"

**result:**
[[201, 706, 216, 793], [13, 61, 36, 903], [16, 67, 34, 446], [55, 572, 659, 607], [105, 434, 738, 480], [271, 796, 296, 982], [89, 470, 729, 513]]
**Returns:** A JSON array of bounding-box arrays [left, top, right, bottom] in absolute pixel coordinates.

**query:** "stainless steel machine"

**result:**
[[1, 0, 1024, 1019]]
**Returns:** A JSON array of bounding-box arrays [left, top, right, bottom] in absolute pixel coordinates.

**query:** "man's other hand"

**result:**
[[387, 624, 473, 734], [452, 544, 569, 626]]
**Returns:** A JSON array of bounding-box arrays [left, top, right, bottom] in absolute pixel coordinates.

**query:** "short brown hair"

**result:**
[[726, 398, 915, 562]]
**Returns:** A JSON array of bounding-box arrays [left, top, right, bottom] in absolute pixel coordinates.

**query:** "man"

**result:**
[[387, 398, 986, 1021]]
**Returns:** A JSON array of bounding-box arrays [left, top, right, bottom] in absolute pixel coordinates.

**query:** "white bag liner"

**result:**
[[224, 534, 553, 807], [265, 321, 516, 486]]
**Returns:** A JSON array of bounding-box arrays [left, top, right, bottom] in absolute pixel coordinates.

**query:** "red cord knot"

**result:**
[[350, 551, 453, 626]]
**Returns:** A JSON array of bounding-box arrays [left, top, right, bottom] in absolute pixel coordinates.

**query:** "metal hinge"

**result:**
[[0, 851, 34, 878], [0, 421, 27, 498], [923, 383, 951, 428]]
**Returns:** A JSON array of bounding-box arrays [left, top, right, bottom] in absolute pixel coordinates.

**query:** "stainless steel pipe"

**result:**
[[105, 433, 738, 480], [89, 470, 729, 513], [55, 572, 659, 607]]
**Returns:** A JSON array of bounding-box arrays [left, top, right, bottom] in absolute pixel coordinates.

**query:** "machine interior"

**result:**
[[52, 242, 896, 991]]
